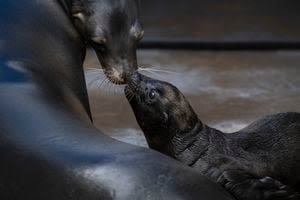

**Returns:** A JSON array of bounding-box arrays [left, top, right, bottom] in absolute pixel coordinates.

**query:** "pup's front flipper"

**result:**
[[217, 170, 299, 200]]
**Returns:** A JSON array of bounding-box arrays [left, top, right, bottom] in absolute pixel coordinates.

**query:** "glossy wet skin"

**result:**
[[72, 0, 143, 84], [125, 72, 199, 151]]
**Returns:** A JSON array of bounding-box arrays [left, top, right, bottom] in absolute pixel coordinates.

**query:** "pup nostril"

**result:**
[[130, 72, 141, 83]]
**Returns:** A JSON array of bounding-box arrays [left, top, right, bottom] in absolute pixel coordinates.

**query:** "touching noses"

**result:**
[[129, 71, 141, 84]]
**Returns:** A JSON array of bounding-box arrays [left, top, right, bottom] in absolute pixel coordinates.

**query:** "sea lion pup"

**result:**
[[125, 72, 300, 200]]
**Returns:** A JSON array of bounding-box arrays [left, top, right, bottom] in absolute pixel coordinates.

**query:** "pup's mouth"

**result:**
[[124, 79, 138, 102], [124, 72, 142, 101], [129, 71, 145, 89]]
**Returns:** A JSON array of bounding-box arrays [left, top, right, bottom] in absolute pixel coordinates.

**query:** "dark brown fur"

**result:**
[[126, 72, 300, 200]]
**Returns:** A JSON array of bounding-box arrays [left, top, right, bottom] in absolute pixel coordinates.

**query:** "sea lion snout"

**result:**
[[130, 71, 142, 84]]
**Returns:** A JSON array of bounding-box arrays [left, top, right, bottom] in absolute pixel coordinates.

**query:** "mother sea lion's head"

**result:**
[[125, 72, 199, 151], [72, 0, 143, 84]]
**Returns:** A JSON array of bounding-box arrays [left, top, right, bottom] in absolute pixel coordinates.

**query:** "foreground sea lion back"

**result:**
[[126, 72, 300, 200], [0, 1, 235, 199]]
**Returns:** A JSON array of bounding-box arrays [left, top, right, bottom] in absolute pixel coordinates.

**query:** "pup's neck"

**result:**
[[165, 119, 226, 166]]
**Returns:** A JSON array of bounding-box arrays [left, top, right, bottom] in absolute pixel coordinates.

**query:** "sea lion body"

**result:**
[[0, 1, 235, 199], [126, 72, 300, 200]]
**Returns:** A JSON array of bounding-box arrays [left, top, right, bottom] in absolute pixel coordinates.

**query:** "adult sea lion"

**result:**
[[0, 0, 235, 199], [69, 0, 144, 84], [126, 72, 300, 200]]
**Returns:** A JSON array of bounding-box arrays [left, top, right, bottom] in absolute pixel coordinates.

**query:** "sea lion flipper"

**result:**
[[217, 170, 299, 200]]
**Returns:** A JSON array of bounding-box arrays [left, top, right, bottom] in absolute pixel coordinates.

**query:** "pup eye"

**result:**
[[149, 90, 156, 99]]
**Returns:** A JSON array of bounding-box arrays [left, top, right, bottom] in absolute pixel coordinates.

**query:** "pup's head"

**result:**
[[125, 72, 199, 150]]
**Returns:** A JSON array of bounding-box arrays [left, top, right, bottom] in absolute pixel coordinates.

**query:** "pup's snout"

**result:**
[[130, 72, 142, 85], [127, 72, 151, 93]]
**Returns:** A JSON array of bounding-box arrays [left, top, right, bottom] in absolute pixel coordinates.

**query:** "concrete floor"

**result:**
[[84, 49, 300, 147]]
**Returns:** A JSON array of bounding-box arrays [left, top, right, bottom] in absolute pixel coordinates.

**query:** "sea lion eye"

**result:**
[[135, 31, 144, 41], [90, 41, 107, 53], [149, 90, 156, 99], [72, 12, 86, 22], [91, 37, 107, 45]]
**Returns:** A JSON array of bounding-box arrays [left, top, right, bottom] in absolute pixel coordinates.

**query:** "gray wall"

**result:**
[[141, 0, 300, 42]]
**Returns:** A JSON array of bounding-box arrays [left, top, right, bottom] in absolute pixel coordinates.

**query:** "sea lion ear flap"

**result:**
[[72, 12, 85, 22], [71, 0, 86, 22], [71, 0, 87, 35], [163, 112, 169, 123]]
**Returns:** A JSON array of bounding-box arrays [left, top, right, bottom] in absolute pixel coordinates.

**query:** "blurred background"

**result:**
[[141, 0, 300, 43], [84, 0, 300, 147]]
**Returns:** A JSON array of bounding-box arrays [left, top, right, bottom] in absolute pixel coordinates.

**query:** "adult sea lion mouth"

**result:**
[[103, 68, 126, 85]]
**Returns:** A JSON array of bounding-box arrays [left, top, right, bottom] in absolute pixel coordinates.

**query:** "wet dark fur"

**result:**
[[0, 1, 236, 199], [126, 72, 300, 200]]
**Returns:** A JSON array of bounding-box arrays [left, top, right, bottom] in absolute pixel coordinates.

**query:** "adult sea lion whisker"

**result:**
[[138, 67, 170, 79], [107, 81, 114, 94], [87, 67, 103, 70], [86, 75, 103, 88], [97, 78, 106, 89], [96, 80, 101, 88], [87, 69, 105, 75], [138, 68, 159, 77], [98, 77, 108, 89], [115, 86, 121, 95], [108, 81, 121, 96], [100, 79, 112, 96], [112, 83, 119, 96], [139, 67, 179, 74]]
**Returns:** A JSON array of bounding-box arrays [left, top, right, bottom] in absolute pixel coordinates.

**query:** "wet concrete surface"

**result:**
[[84, 49, 300, 147]]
